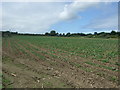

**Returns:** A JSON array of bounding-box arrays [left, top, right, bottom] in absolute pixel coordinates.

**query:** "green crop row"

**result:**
[[85, 61, 118, 71], [14, 36, 118, 65]]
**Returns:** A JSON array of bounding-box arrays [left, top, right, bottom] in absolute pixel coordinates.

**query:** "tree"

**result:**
[[94, 32, 97, 35], [50, 30, 57, 36], [2, 31, 11, 37], [45, 32, 49, 36], [62, 33, 65, 36], [66, 32, 71, 37], [59, 33, 62, 36], [111, 30, 116, 35]]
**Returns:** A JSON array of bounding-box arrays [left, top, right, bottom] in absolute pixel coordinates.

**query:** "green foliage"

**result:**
[[115, 62, 120, 66], [2, 77, 13, 88], [96, 72, 106, 77], [109, 76, 117, 82], [3, 35, 119, 86], [2, 30, 119, 38], [14, 36, 118, 65], [69, 62, 81, 68], [50, 30, 57, 36], [101, 59, 109, 63], [85, 61, 117, 71], [66, 32, 71, 37], [111, 30, 117, 35]]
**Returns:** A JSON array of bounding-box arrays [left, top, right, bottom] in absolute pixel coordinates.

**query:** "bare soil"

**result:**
[[2, 38, 119, 88]]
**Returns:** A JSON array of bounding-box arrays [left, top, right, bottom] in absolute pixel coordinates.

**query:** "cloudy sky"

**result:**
[[1, 1, 118, 34]]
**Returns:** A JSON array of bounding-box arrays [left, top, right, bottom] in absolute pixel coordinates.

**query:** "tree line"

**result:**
[[1, 30, 120, 38]]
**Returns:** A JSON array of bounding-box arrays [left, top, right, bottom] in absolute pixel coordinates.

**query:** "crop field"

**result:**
[[2, 36, 119, 88]]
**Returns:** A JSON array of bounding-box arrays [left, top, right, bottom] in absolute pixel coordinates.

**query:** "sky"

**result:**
[[1, 0, 118, 34]]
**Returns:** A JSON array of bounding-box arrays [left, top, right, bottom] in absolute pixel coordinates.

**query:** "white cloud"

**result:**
[[59, 1, 99, 20], [0, 2, 2, 31], [2, 2, 65, 33], [2, 1, 100, 33], [2, 0, 119, 2], [1, 1, 118, 33]]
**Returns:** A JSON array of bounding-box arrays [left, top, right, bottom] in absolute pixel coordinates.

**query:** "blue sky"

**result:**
[[51, 2, 118, 34], [1, 1, 118, 34]]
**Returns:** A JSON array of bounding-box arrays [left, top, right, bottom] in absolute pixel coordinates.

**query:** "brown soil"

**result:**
[[2, 38, 119, 88]]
